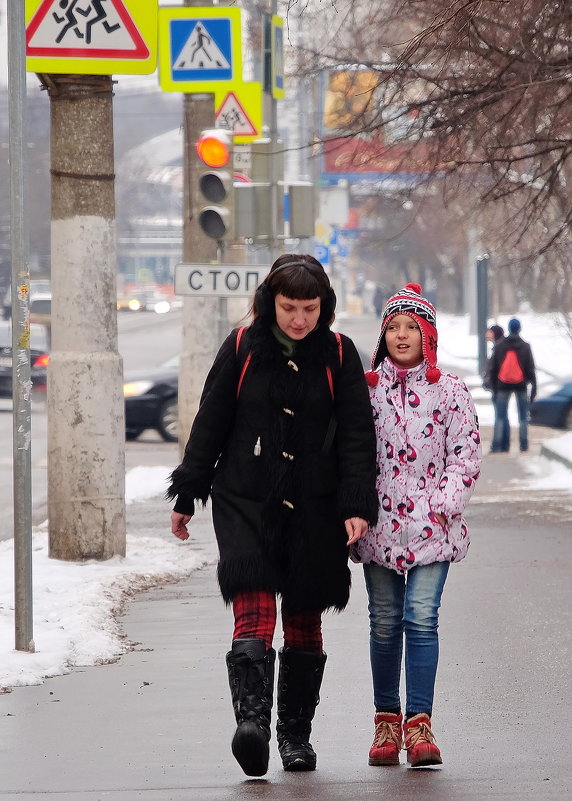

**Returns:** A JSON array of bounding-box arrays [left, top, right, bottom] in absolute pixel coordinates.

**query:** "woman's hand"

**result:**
[[434, 512, 447, 528], [171, 511, 192, 541], [344, 517, 368, 545]]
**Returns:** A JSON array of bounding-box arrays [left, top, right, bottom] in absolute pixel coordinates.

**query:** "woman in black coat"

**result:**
[[168, 254, 378, 777]]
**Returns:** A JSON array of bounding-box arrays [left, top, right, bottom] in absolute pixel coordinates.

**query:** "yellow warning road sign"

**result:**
[[25, 0, 157, 75], [215, 82, 263, 144]]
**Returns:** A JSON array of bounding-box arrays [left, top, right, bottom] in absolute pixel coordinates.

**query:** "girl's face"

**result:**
[[384, 314, 423, 369], [274, 294, 321, 340]]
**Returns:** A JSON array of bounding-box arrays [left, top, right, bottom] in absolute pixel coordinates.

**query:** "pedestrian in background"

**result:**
[[353, 283, 482, 768], [489, 317, 537, 453], [167, 255, 378, 777], [482, 324, 510, 452], [373, 284, 385, 319]]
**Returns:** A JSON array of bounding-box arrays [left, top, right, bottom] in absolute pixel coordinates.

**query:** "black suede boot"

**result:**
[[226, 638, 276, 776], [276, 648, 327, 771]]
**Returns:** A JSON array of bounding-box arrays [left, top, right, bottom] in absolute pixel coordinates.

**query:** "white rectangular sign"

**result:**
[[174, 263, 263, 298]]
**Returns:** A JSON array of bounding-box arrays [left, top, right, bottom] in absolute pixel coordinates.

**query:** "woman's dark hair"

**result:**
[[252, 254, 336, 326]]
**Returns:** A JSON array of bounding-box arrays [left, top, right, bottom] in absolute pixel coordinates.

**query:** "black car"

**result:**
[[529, 379, 572, 430], [124, 345, 371, 443], [124, 356, 178, 442], [0, 321, 50, 398]]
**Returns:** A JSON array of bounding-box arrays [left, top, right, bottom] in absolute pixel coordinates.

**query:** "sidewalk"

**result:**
[[0, 431, 571, 800]]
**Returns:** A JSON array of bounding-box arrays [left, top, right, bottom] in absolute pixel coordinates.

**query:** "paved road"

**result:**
[[0, 421, 571, 799]]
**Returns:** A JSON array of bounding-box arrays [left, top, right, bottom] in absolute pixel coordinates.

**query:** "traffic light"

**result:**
[[195, 129, 234, 240]]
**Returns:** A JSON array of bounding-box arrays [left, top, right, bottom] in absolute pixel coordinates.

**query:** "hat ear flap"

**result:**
[[255, 282, 275, 323]]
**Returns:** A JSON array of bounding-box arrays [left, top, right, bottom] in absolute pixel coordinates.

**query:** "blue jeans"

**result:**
[[491, 395, 510, 451], [363, 561, 449, 719], [492, 389, 529, 452]]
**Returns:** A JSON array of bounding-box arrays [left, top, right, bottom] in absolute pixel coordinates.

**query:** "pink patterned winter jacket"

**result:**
[[352, 359, 482, 573]]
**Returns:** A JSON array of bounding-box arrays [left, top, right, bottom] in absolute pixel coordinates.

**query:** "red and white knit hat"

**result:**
[[369, 282, 441, 384]]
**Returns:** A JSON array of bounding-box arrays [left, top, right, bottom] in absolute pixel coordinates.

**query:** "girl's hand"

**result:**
[[434, 512, 447, 528], [345, 517, 368, 545], [171, 511, 192, 541]]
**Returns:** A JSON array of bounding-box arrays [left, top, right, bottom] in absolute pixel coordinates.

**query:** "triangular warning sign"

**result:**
[[216, 92, 257, 137], [173, 21, 230, 71], [26, 0, 150, 59]]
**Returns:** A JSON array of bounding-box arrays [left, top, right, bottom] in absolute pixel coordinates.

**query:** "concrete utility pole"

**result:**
[[42, 74, 125, 560], [176, 0, 221, 457], [178, 92, 220, 457]]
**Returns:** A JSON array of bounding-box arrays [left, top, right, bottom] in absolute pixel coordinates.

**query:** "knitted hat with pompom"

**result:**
[[365, 283, 441, 386]]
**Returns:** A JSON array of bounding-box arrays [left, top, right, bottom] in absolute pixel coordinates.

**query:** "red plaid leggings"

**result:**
[[232, 591, 323, 654]]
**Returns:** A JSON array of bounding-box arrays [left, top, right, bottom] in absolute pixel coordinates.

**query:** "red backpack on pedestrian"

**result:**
[[498, 350, 524, 384]]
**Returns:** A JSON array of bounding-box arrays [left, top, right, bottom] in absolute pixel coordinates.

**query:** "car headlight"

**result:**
[[123, 380, 154, 397]]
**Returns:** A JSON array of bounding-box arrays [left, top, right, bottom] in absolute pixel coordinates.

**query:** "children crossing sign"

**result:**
[[215, 83, 263, 143], [158, 6, 243, 93], [25, 0, 157, 74]]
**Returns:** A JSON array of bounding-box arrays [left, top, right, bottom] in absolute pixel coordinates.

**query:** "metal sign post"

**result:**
[[8, 0, 34, 652]]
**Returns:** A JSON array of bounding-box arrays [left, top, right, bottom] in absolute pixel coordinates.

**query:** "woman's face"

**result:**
[[274, 294, 321, 340], [384, 314, 423, 369]]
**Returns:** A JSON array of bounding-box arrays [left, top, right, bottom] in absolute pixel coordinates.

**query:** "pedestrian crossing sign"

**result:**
[[158, 6, 242, 93], [25, 0, 158, 75]]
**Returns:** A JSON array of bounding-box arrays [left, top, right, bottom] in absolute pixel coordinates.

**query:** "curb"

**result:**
[[540, 443, 572, 472]]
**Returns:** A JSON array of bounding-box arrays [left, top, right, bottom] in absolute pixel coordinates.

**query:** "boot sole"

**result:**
[[231, 722, 269, 777], [283, 757, 316, 771], [369, 756, 400, 766], [407, 756, 443, 767]]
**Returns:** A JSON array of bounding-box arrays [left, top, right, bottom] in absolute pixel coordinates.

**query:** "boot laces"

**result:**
[[233, 654, 269, 718], [405, 720, 436, 749], [373, 719, 402, 749]]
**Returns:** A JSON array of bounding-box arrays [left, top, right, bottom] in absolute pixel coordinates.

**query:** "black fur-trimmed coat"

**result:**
[[167, 319, 378, 613]]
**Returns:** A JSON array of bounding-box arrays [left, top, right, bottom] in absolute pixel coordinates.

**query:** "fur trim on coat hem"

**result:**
[[217, 554, 280, 605]]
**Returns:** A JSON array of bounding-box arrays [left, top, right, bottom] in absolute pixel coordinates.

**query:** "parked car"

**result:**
[[529, 380, 572, 430], [124, 356, 178, 442], [0, 321, 50, 398], [124, 344, 371, 443]]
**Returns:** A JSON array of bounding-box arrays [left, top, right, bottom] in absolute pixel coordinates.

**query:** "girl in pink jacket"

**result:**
[[353, 283, 481, 768]]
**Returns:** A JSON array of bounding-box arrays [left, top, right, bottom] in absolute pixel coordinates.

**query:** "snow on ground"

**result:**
[[0, 312, 570, 692], [0, 467, 207, 691]]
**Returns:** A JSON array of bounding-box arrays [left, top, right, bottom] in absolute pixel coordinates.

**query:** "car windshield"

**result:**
[[0, 322, 49, 350]]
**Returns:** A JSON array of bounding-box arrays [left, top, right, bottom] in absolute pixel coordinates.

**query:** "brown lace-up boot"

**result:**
[[403, 713, 442, 767], [368, 711, 403, 765]]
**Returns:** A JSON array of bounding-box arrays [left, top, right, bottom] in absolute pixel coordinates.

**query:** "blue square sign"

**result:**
[[170, 18, 233, 82]]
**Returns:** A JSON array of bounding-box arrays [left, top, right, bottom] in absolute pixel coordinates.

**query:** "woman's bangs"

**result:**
[[272, 266, 325, 300]]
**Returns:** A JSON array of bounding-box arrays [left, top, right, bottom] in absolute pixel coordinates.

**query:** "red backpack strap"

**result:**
[[236, 326, 252, 399], [334, 331, 343, 365], [325, 332, 343, 400]]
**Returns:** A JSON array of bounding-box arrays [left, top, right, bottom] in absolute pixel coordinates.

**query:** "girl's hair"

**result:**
[[251, 254, 336, 326]]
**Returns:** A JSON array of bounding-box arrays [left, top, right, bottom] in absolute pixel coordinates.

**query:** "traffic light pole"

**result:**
[[269, 0, 280, 263], [178, 93, 220, 457]]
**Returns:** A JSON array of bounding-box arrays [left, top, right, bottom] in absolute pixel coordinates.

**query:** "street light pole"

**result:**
[[7, 0, 34, 652]]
